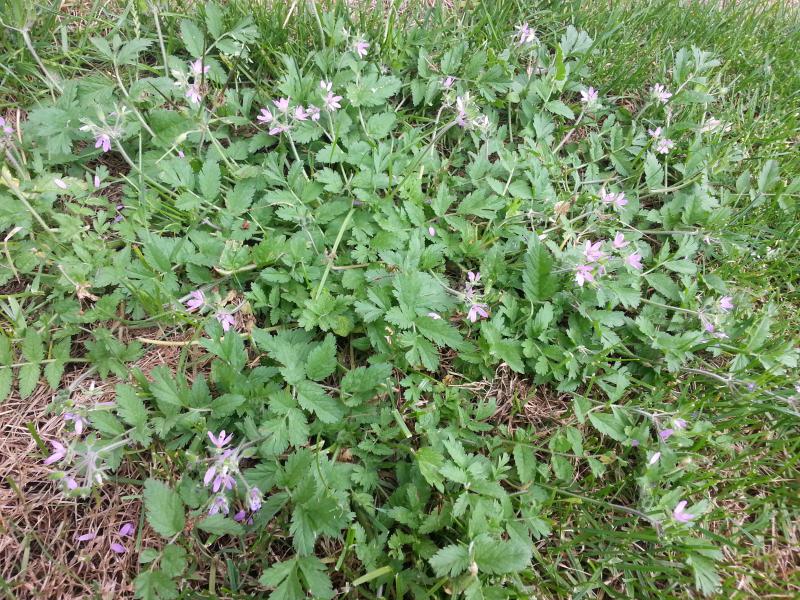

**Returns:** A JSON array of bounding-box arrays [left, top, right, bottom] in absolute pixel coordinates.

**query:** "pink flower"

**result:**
[[306, 104, 321, 122], [719, 296, 734, 312], [580, 87, 598, 104], [233, 509, 247, 522], [701, 117, 728, 133], [209, 494, 229, 515], [248, 487, 262, 512], [293, 106, 308, 121], [659, 428, 674, 441], [273, 98, 290, 113], [600, 188, 627, 209], [575, 264, 595, 287], [672, 500, 695, 523], [76, 532, 97, 542], [701, 315, 715, 333], [44, 441, 66, 465], [651, 83, 672, 104], [320, 80, 332, 92], [0, 116, 12, 135], [630, 439, 640, 447], [353, 39, 369, 58], [95, 134, 111, 153], [110, 542, 127, 554], [257, 107, 273, 124], [428, 226, 436, 236], [323, 91, 342, 112], [212, 472, 235, 493], [208, 430, 233, 449], [612, 232, 629, 250], [467, 303, 489, 323], [269, 123, 291, 136], [648, 451, 661, 465], [467, 271, 481, 285], [63, 413, 89, 435], [583, 240, 606, 263], [655, 138, 675, 154], [93, 175, 101, 189], [119, 523, 135, 537], [673, 418, 687, 430], [216, 311, 235, 331], [203, 465, 217, 487], [186, 84, 202, 105], [625, 252, 643, 270], [442, 76, 455, 89], [189, 58, 210, 76], [184, 289, 205, 311], [514, 23, 537, 45], [648, 127, 662, 139], [54, 178, 68, 190]]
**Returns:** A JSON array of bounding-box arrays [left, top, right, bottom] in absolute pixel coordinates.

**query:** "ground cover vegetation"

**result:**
[[0, 0, 798, 598]]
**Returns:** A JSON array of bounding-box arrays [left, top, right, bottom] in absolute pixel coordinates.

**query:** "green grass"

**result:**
[[1, 1, 798, 598]]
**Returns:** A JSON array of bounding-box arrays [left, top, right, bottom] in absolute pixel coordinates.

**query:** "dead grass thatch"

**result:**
[[0, 331, 201, 599]]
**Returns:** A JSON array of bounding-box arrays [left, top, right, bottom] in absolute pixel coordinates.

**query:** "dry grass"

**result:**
[[487, 363, 571, 434], [0, 333, 199, 599]]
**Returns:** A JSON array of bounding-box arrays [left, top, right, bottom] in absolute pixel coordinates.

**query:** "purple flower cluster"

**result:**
[[575, 234, 643, 287], [76, 522, 136, 557], [0, 116, 12, 136], [202, 430, 265, 522], [257, 83, 340, 136], [464, 271, 489, 323], [183, 289, 237, 332]]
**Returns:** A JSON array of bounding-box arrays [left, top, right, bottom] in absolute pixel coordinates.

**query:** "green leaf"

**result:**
[[117, 39, 153, 66], [757, 159, 780, 193], [90, 36, 115, 61], [366, 112, 396, 138], [116, 384, 149, 427], [180, 20, 205, 58], [314, 168, 342, 193], [143, 479, 185, 538], [252, 330, 306, 385], [161, 545, 188, 578], [305, 334, 337, 381], [134, 570, 178, 600], [198, 513, 245, 536], [523, 236, 558, 302], [588, 411, 627, 442], [211, 393, 246, 418], [473, 534, 531, 574], [259, 560, 303, 600], [687, 553, 721, 596], [416, 447, 444, 491], [645, 152, 663, 190], [295, 380, 343, 423], [199, 159, 221, 200], [0, 369, 12, 403], [663, 260, 697, 275], [21, 328, 43, 362], [18, 364, 39, 399], [148, 366, 183, 416], [297, 557, 335, 599], [416, 316, 464, 350], [545, 100, 574, 119], [225, 181, 255, 214], [204, 2, 225, 39], [429, 544, 469, 577]]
